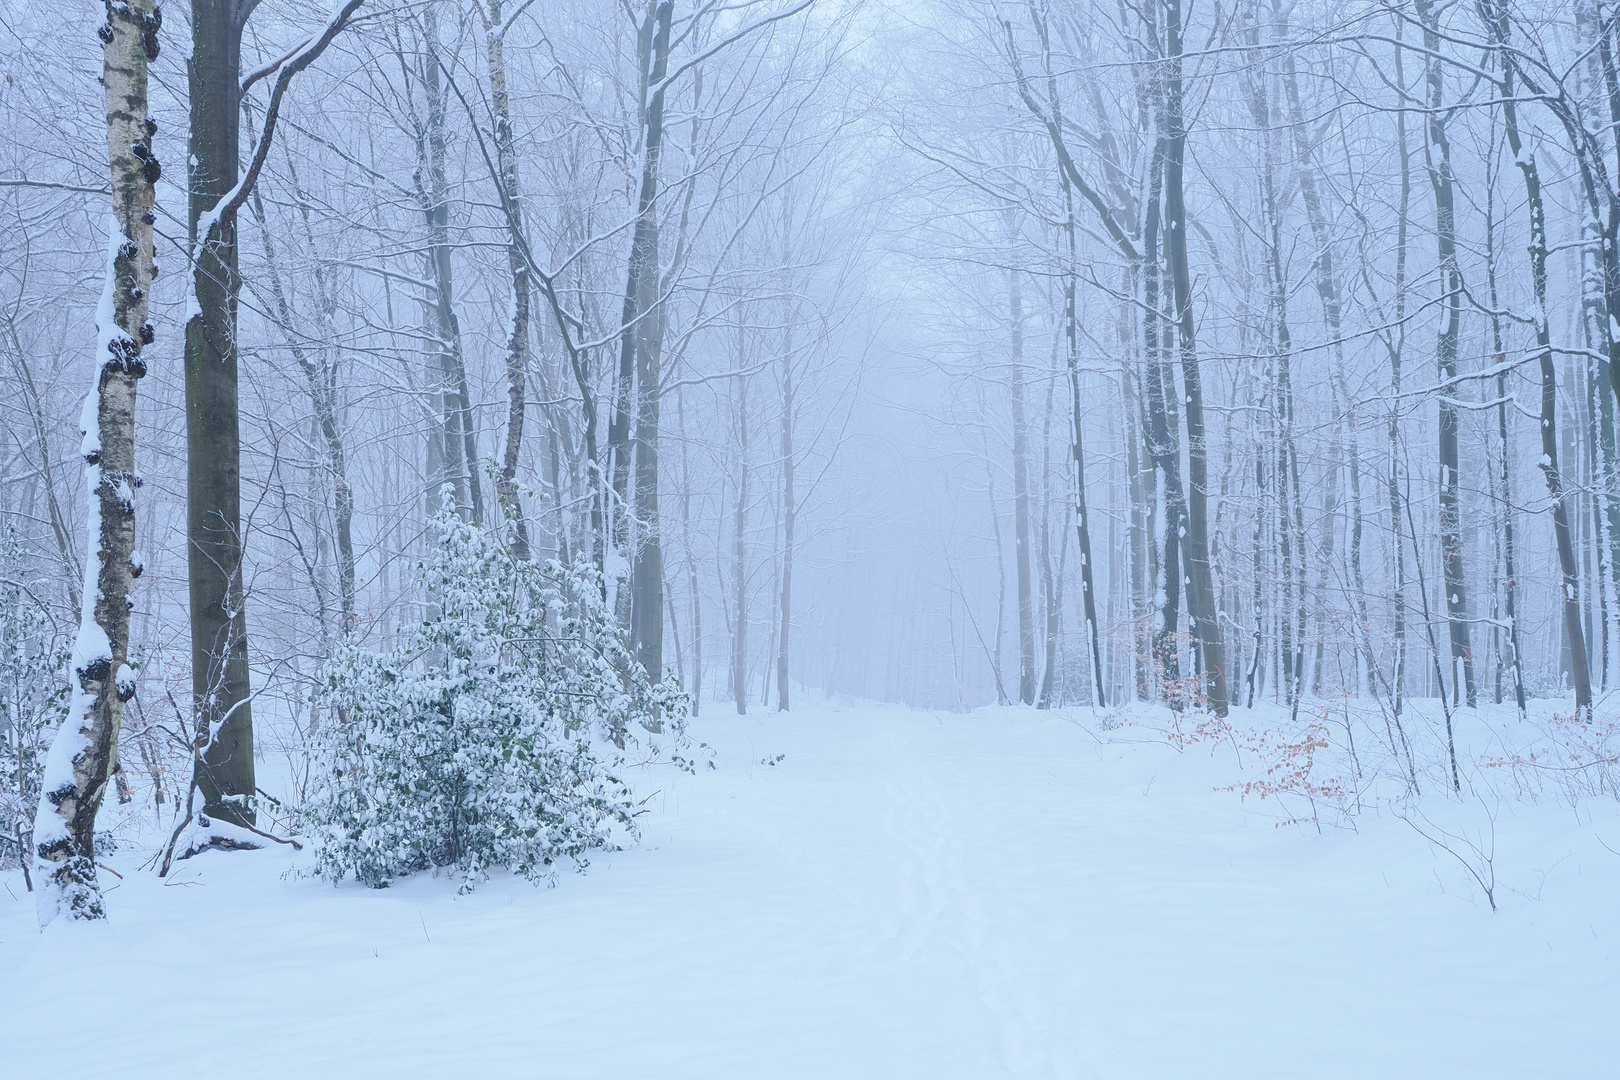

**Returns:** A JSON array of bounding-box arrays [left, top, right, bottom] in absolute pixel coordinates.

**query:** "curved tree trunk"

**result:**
[[33, 0, 159, 923], [486, 0, 531, 558]]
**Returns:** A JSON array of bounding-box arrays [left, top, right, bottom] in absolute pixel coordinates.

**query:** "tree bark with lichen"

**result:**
[[32, 0, 160, 924]]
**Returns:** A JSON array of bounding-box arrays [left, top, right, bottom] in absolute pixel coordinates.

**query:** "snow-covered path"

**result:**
[[2, 703, 1616, 1078]]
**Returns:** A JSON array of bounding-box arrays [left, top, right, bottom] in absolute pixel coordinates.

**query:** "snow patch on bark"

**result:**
[[32, 216, 133, 926]]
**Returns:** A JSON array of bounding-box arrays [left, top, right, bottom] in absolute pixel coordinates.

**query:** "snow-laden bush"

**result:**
[[306, 503, 688, 888], [0, 529, 69, 865]]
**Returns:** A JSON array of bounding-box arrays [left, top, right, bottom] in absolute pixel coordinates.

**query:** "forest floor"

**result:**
[[1, 698, 1617, 1078]]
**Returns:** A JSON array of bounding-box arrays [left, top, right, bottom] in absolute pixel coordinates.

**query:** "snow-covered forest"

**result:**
[[2, 0, 1619, 1073]]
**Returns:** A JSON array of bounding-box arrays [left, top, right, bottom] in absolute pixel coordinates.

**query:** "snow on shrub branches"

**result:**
[[305, 500, 689, 889]]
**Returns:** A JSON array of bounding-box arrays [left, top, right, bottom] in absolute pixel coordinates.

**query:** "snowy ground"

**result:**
[[2, 700, 1617, 1078]]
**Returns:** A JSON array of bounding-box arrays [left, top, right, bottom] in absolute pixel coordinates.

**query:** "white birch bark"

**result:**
[[32, 0, 159, 924]]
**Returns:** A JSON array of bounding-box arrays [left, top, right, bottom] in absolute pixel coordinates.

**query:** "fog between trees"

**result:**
[[4, 0, 1620, 913]]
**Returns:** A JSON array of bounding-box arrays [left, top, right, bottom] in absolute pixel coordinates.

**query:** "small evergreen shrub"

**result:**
[[306, 504, 687, 888]]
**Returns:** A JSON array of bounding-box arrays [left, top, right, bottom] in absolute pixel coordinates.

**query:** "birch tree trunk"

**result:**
[[486, 0, 532, 558], [32, 0, 159, 923]]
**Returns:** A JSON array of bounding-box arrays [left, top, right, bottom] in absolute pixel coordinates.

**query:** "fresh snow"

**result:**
[[2, 701, 1617, 1078]]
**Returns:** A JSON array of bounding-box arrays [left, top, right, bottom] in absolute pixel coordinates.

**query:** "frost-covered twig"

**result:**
[[1400, 803, 1498, 913]]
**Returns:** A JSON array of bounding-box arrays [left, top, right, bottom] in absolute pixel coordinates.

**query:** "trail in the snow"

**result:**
[[0, 703, 1616, 1079]]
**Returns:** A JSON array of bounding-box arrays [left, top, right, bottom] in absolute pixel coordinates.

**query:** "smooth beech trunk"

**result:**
[[609, 1, 673, 677], [629, 2, 674, 683], [422, 7, 477, 522], [1163, 0, 1227, 715], [186, 0, 254, 826], [1417, 0, 1477, 708], [1141, 149, 1185, 695], [180, 0, 362, 837]]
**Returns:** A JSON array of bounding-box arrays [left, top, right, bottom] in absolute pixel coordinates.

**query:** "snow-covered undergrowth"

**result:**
[[2, 699, 1616, 1078], [305, 507, 687, 889]]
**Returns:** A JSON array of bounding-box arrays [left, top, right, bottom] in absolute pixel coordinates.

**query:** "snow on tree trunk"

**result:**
[[32, 0, 159, 924], [486, 0, 533, 560]]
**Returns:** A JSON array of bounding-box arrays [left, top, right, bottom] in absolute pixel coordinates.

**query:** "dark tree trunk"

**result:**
[[1163, 0, 1227, 715], [630, 2, 674, 682], [1141, 146, 1185, 697], [1060, 188, 1106, 708], [185, 0, 254, 826], [421, 7, 477, 522], [1417, 0, 1477, 708], [178, 0, 362, 834], [608, 2, 673, 676], [1489, 8, 1592, 714]]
